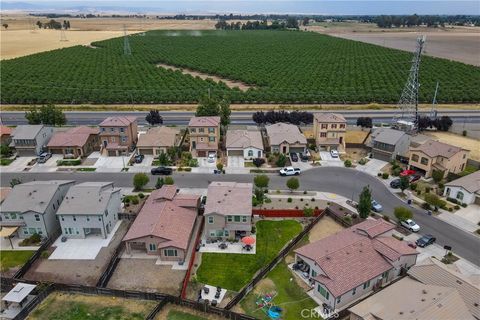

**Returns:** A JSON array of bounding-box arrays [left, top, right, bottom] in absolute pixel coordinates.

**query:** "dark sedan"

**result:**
[[416, 234, 436, 247], [290, 152, 299, 162], [151, 167, 172, 175]]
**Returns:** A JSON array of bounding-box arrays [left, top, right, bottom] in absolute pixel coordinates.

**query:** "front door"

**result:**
[[192, 141, 196, 149], [282, 146, 287, 154], [339, 137, 343, 144], [103, 140, 108, 148]]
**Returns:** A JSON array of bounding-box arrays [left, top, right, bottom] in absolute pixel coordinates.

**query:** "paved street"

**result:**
[[1, 167, 479, 265]]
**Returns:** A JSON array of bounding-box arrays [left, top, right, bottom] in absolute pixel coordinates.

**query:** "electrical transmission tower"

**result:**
[[60, 29, 68, 42], [123, 25, 131, 55], [393, 35, 426, 131]]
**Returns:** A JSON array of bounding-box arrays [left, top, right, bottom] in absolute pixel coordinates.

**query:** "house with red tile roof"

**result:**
[[123, 185, 200, 262], [0, 126, 13, 145], [294, 218, 418, 311], [99, 116, 138, 156], [48, 126, 100, 158]]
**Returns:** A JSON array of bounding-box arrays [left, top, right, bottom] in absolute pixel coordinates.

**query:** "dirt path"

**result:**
[[156, 63, 254, 91]]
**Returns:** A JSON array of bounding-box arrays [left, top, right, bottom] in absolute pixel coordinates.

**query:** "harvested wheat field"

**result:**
[[425, 131, 480, 161]]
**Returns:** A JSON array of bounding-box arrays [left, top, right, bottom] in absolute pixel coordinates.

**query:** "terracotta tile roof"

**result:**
[[105, 143, 127, 150], [123, 185, 200, 251], [99, 116, 137, 127], [0, 126, 13, 136], [445, 171, 480, 194], [226, 129, 263, 150], [47, 126, 98, 148], [375, 236, 418, 256], [314, 113, 346, 123], [355, 219, 396, 238], [411, 139, 468, 158], [205, 182, 253, 216], [195, 143, 218, 151], [188, 116, 220, 127], [265, 123, 307, 146], [137, 126, 179, 148]]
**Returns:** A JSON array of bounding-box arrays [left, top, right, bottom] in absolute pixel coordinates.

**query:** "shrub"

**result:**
[[454, 205, 460, 210], [216, 162, 224, 171], [382, 215, 390, 222], [276, 154, 287, 167], [303, 207, 314, 217], [416, 190, 422, 195], [57, 159, 81, 166], [344, 159, 352, 167], [164, 177, 174, 185], [425, 187, 431, 193], [448, 207, 453, 212], [300, 198, 303, 202], [462, 130, 467, 136], [392, 167, 402, 176], [254, 174, 270, 189], [382, 172, 389, 179], [133, 173, 149, 191], [155, 177, 164, 189], [251, 226, 256, 234], [311, 198, 315, 202], [377, 172, 382, 177], [303, 190, 307, 194], [264, 198, 272, 204], [123, 197, 131, 203], [40, 250, 50, 259], [461, 203, 467, 208], [424, 193, 446, 209], [410, 183, 417, 191], [358, 158, 367, 165], [286, 177, 299, 192], [343, 216, 352, 224], [394, 206, 413, 221], [421, 202, 431, 210], [253, 158, 265, 167], [287, 197, 292, 203], [138, 193, 145, 199]]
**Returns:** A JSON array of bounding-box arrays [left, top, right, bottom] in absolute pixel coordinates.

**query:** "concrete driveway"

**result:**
[[29, 155, 63, 172], [319, 151, 343, 167], [129, 155, 154, 173], [94, 155, 129, 172], [0, 156, 35, 173], [227, 156, 244, 168], [355, 158, 388, 176]]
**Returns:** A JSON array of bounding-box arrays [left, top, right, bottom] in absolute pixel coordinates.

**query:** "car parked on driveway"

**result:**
[[300, 153, 309, 162], [390, 178, 401, 188], [208, 153, 216, 163], [409, 175, 421, 183], [400, 169, 416, 176], [151, 167, 172, 175], [134, 154, 145, 163], [290, 152, 298, 162], [400, 219, 420, 232], [330, 149, 339, 158], [416, 234, 436, 247], [37, 152, 52, 164], [371, 200, 383, 212]]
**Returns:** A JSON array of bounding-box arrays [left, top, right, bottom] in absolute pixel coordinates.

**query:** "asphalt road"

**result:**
[[1, 167, 479, 265], [1, 110, 479, 126]]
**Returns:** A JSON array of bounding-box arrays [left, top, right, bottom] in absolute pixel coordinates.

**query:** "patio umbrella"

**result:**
[[241, 236, 256, 245]]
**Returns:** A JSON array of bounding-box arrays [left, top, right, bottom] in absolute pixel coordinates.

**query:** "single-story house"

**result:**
[[444, 171, 480, 205], [47, 126, 100, 158], [136, 126, 180, 156], [294, 219, 418, 312], [56, 182, 121, 239], [123, 185, 200, 262], [225, 128, 264, 159], [265, 122, 307, 154]]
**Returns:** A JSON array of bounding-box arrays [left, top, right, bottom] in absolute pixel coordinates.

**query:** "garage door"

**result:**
[[16, 149, 37, 157], [290, 147, 305, 153], [227, 150, 243, 156], [372, 151, 392, 162], [138, 148, 153, 155]]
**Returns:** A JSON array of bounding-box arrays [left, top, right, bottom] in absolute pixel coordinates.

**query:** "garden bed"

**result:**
[[256, 196, 326, 211]]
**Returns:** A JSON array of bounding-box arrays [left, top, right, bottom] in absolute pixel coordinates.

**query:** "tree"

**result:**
[[145, 110, 163, 126], [286, 177, 299, 192], [358, 186, 372, 219], [164, 176, 174, 185], [253, 158, 265, 167], [216, 162, 224, 171], [219, 99, 231, 126], [0, 144, 12, 157], [25, 104, 66, 126], [302, 17, 310, 26], [254, 174, 269, 189], [394, 206, 413, 221], [432, 170, 444, 183], [196, 95, 220, 117], [155, 177, 164, 189], [399, 176, 409, 192], [424, 193, 446, 209], [434, 116, 453, 131], [2, 24, 8, 30], [133, 173, 149, 191], [254, 188, 264, 203], [36, 21, 43, 29], [356, 117, 372, 129], [157, 152, 171, 166]]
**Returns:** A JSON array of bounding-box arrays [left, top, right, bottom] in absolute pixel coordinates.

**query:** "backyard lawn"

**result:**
[[240, 261, 319, 320], [0, 250, 35, 272], [167, 310, 207, 320], [29, 292, 156, 320], [196, 220, 302, 291]]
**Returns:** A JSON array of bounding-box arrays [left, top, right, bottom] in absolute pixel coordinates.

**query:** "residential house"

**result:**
[[123, 185, 200, 262], [136, 126, 180, 156], [369, 128, 411, 162], [9, 125, 53, 156], [0, 181, 74, 239], [294, 219, 418, 311], [407, 258, 480, 319], [348, 276, 474, 320], [225, 128, 264, 159], [203, 182, 253, 241], [0, 126, 13, 145], [408, 140, 469, 178], [99, 116, 138, 156], [56, 182, 121, 239], [188, 116, 221, 157], [313, 113, 346, 151], [47, 126, 100, 158], [265, 123, 307, 154], [444, 171, 480, 205]]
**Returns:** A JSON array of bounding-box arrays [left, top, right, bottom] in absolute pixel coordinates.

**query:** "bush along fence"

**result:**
[[225, 208, 327, 310], [181, 217, 205, 299], [253, 208, 323, 218]]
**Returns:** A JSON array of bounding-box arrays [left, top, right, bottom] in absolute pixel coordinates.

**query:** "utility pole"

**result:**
[[123, 24, 131, 55], [60, 28, 68, 42], [430, 81, 439, 119]]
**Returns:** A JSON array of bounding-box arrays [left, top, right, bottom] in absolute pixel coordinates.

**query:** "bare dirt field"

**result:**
[[424, 131, 480, 161], [24, 221, 128, 286], [307, 216, 345, 243], [108, 258, 186, 295]]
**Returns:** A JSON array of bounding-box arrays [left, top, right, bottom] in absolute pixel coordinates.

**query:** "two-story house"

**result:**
[[99, 116, 138, 156], [56, 182, 121, 239], [313, 113, 346, 152], [10, 125, 53, 156], [123, 185, 200, 262], [408, 140, 469, 178], [369, 128, 411, 162], [47, 126, 100, 158], [265, 123, 307, 154], [0, 181, 75, 239], [203, 182, 253, 241], [294, 219, 418, 312], [188, 116, 221, 157]]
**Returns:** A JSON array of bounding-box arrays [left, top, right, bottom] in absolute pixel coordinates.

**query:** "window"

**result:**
[[234, 216, 241, 222], [242, 216, 248, 223], [101, 128, 106, 132], [110, 128, 115, 132], [57, 199, 60, 205], [73, 216, 76, 221], [332, 124, 337, 129], [311, 269, 317, 277], [248, 150, 254, 157], [98, 217, 101, 221], [120, 127, 124, 133], [61, 216, 64, 221], [363, 280, 370, 289], [420, 157, 429, 165], [352, 287, 356, 295], [53, 204, 55, 210], [224, 230, 229, 237], [164, 249, 178, 257], [87, 216, 90, 221], [210, 231, 216, 237], [28, 228, 36, 234], [190, 128, 196, 133], [149, 243, 157, 251], [209, 136, 215, 142], [208, 127, 215, 133], [34, 214, 40, 221], [37, 228, 43, 235], [411, 154, 419, 162], [23, 228, 29, 235], [227, 216, 233, 222], [337, 296, 341, 304], [11, 213, 17, 219], [320, 132, 327, 138], [457, 191, 464, 201], [105, 210, 108, 217], [340, 124, 345, 129], [382, 271, 389, 279], [4, 214, 9, 220], [317, 285, 329, 300], [208, 216, 214, 224], [122, 136, 127, 143], [321, 124, 327, 129], [199, 128, 205, 133]]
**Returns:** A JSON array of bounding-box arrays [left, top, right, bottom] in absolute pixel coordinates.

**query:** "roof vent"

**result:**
[[456, 280, 463, 285], [422, 289, 428, 294], [421, 298, 425, 302]]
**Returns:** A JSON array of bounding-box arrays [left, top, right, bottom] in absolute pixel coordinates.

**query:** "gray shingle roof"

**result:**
[[11, 125, 45, 140], [56, 182, 120, 215], [371, 128, 407, 145], [226, 129, 263, 150], [445, 171, 480, 194]]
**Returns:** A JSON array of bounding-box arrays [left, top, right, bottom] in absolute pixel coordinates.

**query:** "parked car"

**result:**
[[390, 178, 401, 188], [400, 169, 416, 176], [409, 175, 421, 183], [416, 234, 436, 247], [279, 167, 301, 176], [330, 149, 339, 158], [151, 167, 172, 175], [37, 152, 52, 164], [400, 219, 420, 232], [290, 152, 299, 162], [134, 154, 145, 163], [300, 153, 309, 162], [208, 153, 216, 163], [371, 200, 383, 212]]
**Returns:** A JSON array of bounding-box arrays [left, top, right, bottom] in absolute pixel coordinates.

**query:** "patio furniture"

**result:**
[[216, 286, 222, 292], [215, 291, 221, 299], [203, 286, 210, 294], [218, 242, 228, 249], [241, 236, 256, 246], [211, 300, 217, 306]]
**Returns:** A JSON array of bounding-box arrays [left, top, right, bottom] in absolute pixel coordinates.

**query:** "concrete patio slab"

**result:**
[[200, 285, 227, 304], [0, 236, 40, 251], [199, 236, 256, 254]]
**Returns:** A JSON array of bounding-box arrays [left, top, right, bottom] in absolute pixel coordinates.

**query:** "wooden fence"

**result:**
[[96, 242, 125, 288], [253, 208, 323, 217], [180, 217, 204, 299]]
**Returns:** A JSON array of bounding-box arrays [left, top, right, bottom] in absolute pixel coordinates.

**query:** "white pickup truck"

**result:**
[[279, 167, 301, 176]]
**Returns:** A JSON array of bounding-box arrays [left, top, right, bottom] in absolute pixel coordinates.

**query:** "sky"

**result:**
[[1, 0, 480, 15]]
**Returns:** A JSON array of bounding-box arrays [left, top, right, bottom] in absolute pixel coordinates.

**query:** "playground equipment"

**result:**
[[255, 292, 283, 319]]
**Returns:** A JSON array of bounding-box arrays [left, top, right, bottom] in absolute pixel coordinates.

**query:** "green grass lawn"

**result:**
[[0, 250, 35, 272], [240, 261, 319, 320], [77, 167, 96, 172], [0, 158, 14, 166], [167, 310, 207, 320], [196, 220, 302, 291]]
